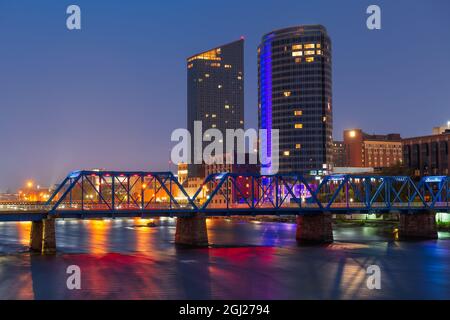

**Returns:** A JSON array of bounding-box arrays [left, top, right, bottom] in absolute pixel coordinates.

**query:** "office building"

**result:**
[[258, 25, 333, 174]]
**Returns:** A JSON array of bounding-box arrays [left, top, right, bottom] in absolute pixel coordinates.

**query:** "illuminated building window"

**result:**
[[323, 116, 327, 122], [292, 44, 302, 50], [240, 120, 244, 124], [295, 144, 301, 149], [205, 74, 210, 77], [305, 50, 315, 56], [283, 91, 291, 97], [225, 105, 230, 109], [188, 48, 222, 62], [198, 78, 203, 82], [295, 58, 301, 63], [218, 85, 222, 89], [316, 50, 322, 55], [306, 57, 314, 63], [188, 63, 193, 69], [304, 43, 315, 49], [294, 110, 302, 116], [292, 51, 303, 57], [212, 124, 216, 128], [237, 76, 242, 80], [212, 114, 216, 118], [283, 150, 290, 156], [211, 63, 221, 67], [205, 114, 209, 118], [295, 123, 303, 129], [316, 43, 321, 48], [224, 64, 232, 68]]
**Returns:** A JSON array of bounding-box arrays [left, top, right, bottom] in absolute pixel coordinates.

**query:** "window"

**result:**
[[283, 91, 291, 97], [295, 58, 301, 63], [306, 57, 314, 63], [304, 43, 315, 49], [316, 43, 321, 48], [224, 105, 230, 109], [295, 144, 301, 149], [305, 50, 315, 56], [212, 124, 216, 128], [283, 150, 290, 156], [224, 64, 232, 68], [218, 85, 222, 88], [316, 50, 322, 55], [205, 74, 210, 77], [292, 51, 303, 57], [294, 110, 302, 116], [292, 44, 302, 50], [212, 114, 216, 118], [295, 123, 303, 129]]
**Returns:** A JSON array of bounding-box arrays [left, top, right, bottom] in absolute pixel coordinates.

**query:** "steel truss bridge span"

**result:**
[[1, 171, 448, 220]]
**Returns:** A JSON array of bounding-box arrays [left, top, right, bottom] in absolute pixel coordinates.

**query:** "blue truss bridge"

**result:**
[[0, 170, 449, 220], [0, 170, 448, 253]]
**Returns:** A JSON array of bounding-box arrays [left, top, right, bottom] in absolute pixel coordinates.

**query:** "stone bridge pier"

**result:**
[[398, 210, 438, 239], [296, 212, 333, 243], [175, 213, 209, 246], [30, 218, 56, 254]]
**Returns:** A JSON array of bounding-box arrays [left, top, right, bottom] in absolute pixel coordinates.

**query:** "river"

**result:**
[[0, 218, 449, 299]]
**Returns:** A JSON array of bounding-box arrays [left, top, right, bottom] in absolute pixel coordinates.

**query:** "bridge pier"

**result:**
[[296, 212, 333, 243], [30, 218, 56, 254], [398, 210, 438, 240], [175, 214, 208, 246]]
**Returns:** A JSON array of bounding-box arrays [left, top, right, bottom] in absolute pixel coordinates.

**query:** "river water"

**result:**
[[0, 218, 449, 299]]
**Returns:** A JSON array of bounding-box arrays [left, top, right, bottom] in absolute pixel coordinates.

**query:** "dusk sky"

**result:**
[[0, 0, 449, 191]]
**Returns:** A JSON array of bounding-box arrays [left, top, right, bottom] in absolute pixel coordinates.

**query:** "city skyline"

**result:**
[[1, 0, 450, 191]]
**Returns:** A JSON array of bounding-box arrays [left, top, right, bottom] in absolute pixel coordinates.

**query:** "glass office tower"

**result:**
[[258, 25, 332, 174], [187, 39, 244, 177]]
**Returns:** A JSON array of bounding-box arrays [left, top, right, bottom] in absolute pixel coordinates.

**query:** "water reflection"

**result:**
[[0, 219, 449, 299]]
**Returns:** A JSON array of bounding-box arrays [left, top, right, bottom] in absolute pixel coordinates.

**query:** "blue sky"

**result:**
[[0, 0, 449, 190]]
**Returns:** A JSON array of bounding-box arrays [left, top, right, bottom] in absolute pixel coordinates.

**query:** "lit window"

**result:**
[[295, 123, 303, 129], [295, 144, 301, 149], [224, 105, 230, 109], [305, 50, 315, 56], [218, 85, 222, 88], [283, 150, 290, 156], [211, 63, 221, 67], [283, 91, 291, 97], [292, 51, 303, 57], [306, 57, 314, 63], [316, 43, 321, 48], [237, 76, 242, 80], [240, 120, 244, 124], [294, 110, 302, 116], [316, 50, 322, 55], [224, 64, 232, 68], [205, 74, 210, 77], [212, 124, 216, 128], [304, 43, 315, 49], [292, 44, 302, 50], [295, 58, 301, 63], [188, 63, 193, 69], [212, 114, 216, 118], [323, 116, 327, 122]]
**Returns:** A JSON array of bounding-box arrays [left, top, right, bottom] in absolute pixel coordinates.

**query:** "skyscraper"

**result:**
[[187, 39, 244, 177], [258, 25, 332, 174]]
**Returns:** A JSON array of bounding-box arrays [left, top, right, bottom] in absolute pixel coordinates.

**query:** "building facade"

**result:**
[[258, 25, 333, 174], [343, 129, 403, 168], [331, 141, 346, 168], [187, 39, 244, 177], [403, 131, 449, 176]]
